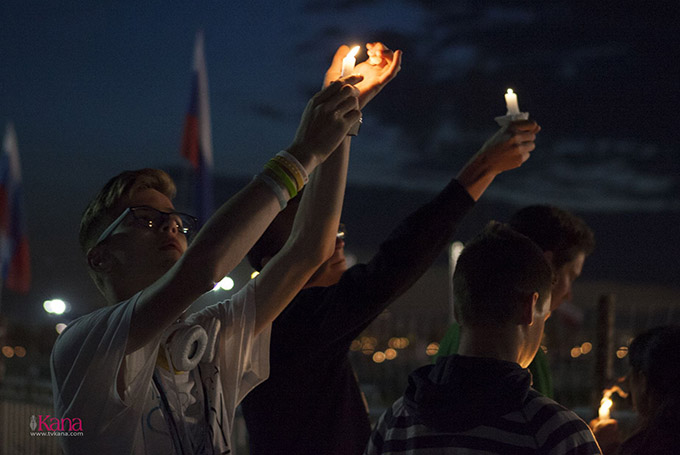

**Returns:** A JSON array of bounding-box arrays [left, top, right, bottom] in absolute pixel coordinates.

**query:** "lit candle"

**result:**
[[597, 385, 628, 421], [341, 46, 361, 77], [598, 394, 613, 420], [505, 88, 521, 115]]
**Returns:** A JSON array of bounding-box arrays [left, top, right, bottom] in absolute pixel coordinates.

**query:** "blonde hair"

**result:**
[[79, 169, 176, 253]]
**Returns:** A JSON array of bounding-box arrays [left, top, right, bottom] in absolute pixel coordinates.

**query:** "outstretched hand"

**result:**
[[476, 120, 541, 173], [288, 77, 362, 167], [324, 42, 402, 109], [457, 120, 541, 201]]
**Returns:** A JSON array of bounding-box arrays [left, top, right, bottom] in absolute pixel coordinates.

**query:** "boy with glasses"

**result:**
[[50, 45, 401, 454]]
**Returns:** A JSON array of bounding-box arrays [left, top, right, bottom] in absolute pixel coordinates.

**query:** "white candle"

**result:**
[[505, 88, 520, 115], [341, 46, 361, 77]]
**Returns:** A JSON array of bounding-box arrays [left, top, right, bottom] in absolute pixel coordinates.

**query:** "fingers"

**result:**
[[509, 120, 540, 133], [329, 82, 360, 104], [366, 42, 395, 65], [367, 42, 391, 65], [339, 75, 364, 86], [494, 121, 540, 166], [315, 81, 361, 124], [378, 49, 402, 84], [314, 80, 343, 103], [511, 124, 539, 164], [333, 95, 360, 119], [510, 129, 538, 146]]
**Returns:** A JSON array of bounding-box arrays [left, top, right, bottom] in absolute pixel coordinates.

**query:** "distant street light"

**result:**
[[43, 299, 68, 315]]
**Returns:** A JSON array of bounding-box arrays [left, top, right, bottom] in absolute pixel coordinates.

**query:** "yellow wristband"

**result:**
[[264, 160, 297, 198], [272, 155, 304, 191]]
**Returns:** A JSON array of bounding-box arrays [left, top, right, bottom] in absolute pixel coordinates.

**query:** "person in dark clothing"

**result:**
[[365, 224, 602, 455], [241, 117, 541, 454], [435, 204, 595, 397], [592, 325, 680, 455]]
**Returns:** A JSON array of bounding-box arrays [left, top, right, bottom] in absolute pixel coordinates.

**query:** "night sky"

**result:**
[[1, 1, 678, 323]]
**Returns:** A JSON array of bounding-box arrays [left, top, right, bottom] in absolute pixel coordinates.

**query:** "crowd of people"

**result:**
[[49, 42, 676, 454]]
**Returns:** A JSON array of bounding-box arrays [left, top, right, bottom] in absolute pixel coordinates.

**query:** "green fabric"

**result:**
[[435, 323, 554, 399]]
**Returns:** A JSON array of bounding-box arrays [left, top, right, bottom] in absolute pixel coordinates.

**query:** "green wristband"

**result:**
[[264, 160, 297, 198]]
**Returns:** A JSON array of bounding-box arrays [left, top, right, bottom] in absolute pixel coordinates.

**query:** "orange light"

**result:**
[[372, 351, 386, 363], [598, 385, 629, 420], [425, 342, 439, 356], [598, 395, 613, 420]]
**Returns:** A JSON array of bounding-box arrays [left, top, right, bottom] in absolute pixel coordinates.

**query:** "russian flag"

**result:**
[[0, 123, 31, 294], [180, 30, 214, 225]]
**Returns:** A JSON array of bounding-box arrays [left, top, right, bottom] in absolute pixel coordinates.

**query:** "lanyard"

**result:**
[[152, 369, 187, 455]]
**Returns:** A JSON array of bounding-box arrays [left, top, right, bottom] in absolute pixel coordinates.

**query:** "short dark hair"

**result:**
[[454, 222, 553, 327], [629, 325, 680, 399], [627, 325, 680, 445], [80, 169, 176, 253], [509, 205, 595, 269]]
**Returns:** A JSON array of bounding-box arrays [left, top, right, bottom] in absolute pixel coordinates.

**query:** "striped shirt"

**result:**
[[365, 390, 601, 455]]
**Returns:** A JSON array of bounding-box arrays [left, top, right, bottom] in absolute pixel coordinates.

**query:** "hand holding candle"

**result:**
[[590, 390, 621, 455], [325, 43, 402, 136], [349, 43, 402, 109]]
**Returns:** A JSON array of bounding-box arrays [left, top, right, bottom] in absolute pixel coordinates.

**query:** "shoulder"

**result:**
[[188, 280, 256, 324], [375, 397, 431, 440], [523, 392, 600, 453], [52, 299, 135, 361]]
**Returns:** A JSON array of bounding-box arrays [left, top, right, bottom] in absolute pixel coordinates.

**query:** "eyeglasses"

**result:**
[[96, 206, 199, 245]]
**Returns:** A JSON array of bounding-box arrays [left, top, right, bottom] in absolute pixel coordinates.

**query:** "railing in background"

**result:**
[[0, 378, 61, 455]]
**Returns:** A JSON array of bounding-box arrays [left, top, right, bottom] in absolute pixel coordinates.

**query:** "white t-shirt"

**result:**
[[50, 280, 271, 454]]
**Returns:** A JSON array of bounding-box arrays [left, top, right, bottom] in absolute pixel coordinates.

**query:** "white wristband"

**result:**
[[277, 150, 309, 184], [254, 173, 288, 210]]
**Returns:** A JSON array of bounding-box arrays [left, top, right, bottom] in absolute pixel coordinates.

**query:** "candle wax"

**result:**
[[341, 46, 361, 77], [505, 89, 521, 115]]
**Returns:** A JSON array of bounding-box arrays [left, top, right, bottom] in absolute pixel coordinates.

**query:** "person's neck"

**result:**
[[457, 324, 523, 366]]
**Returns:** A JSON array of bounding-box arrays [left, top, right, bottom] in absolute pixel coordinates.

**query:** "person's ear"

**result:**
[[87, 245, 113, 273], [521, 292, 540, 326]]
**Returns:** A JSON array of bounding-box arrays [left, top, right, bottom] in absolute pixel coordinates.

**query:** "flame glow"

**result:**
[[598, 395, 613, 420], [598, 385, 629, 420], [347, 46, 360, 59]]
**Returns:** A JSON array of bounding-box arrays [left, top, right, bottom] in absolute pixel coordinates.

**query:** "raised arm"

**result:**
[[287, 120, 541, 340], [457, 120, 540, 200], [251, 43, 402, 334], [125, 80, 361, 354]]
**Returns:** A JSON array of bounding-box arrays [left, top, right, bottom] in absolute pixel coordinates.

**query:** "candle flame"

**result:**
[[506, 88, 515, 95], [347, 46, 360, 59], [598, 395, 613, 420], [597, 385, 629, 420]]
